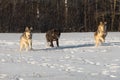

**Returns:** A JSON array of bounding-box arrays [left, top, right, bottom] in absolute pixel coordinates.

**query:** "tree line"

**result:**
[[0, 0, 120, 33]]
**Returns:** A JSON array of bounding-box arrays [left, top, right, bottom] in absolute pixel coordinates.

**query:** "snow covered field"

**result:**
[[0, 32, 120, 80]]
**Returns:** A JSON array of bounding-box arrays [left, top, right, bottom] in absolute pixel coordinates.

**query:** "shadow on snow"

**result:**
[[32, 41, 120, 52], [32, 43, 94, 51]]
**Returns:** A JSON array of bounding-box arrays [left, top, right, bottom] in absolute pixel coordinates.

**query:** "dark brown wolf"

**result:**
[[46, 28, 61, 47]]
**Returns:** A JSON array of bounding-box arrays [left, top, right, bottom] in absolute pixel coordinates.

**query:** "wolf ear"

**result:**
[[53, 29, 58, 32], [25, 27, 30, 31]]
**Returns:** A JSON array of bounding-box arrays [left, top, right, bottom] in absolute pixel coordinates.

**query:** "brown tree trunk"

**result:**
[[84, 0, 87, 31], [64, 0, 68, 29], [111, 0, 116, 31], [95, 0, 98, 24]]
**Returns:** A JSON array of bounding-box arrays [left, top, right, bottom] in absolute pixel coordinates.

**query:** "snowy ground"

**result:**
[[0, 32, 120, 80]]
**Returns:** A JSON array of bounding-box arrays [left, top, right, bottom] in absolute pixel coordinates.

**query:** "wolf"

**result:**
[[46, 28, 61, 47], [20, 27, 32, 51], [94, 22, 107, 47]]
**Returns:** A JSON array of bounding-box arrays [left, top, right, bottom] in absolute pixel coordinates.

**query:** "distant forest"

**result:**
[[0, 0, 120, 32]]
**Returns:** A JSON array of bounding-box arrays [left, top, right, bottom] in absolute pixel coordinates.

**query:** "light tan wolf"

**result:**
[[20, 27, 32, 51], [94, 22, 107, 47]]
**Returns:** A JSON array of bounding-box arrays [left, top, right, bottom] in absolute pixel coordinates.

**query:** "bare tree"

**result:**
[[0, 0, 120, 32]]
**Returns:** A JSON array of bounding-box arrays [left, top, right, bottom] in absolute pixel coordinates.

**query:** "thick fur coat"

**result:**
[[20, 27, 32, 51], [46, 29, 61, 47], [94, 22, 107, 47]]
